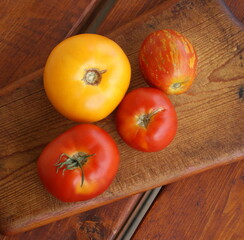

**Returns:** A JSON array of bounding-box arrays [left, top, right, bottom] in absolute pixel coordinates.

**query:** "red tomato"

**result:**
[[139, 29, 198, 95], [116, 87, 177, 152], [37, 124, 119, 202]]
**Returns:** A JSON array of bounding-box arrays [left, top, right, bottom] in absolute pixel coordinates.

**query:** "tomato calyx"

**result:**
[[171, 82, 182, 89], [82, 68, 107, 86], [55, 152, 95, 186], [136, 107, 165, 128]]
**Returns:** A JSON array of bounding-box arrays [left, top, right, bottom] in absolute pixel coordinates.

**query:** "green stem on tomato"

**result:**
[[55, 152, 95, 187], [136, 107, 165, 128]]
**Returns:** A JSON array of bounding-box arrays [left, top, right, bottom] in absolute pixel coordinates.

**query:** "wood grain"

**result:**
[[0, 193, 142, 240], [132, 160, 244, 240], [97, 0, 169, 34], [0, 0, 103, 89], [0, 0, 243, 234], [223, 0, 244, 25]]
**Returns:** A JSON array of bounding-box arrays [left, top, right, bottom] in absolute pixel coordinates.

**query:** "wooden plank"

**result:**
[[132, 160, 244, 240], [116, 187, 162, 240], [0, 0, 243, 234], [223, 0, 244, 25], [97, 0, 170, 34], [0, 193, 143, 240]]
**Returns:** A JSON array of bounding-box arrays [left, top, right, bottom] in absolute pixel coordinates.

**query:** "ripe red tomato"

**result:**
[[139, 29, 197, 95], [116, 87, 177, 152], [37, 124, 119, 202]]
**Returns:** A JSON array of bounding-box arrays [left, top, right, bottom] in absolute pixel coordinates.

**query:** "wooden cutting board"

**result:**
[[0, 0, 243, 235]]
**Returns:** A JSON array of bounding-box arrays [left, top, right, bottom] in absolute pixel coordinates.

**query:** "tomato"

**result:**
[[37, 124, 119, 202], [139, 29, 197, 95], [116, 87, 177, 152], [44, 34, 131, 122]]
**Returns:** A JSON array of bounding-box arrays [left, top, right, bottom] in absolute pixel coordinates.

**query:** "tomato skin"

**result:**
[[116, 87, 177, 152], [139, 29, 197, 95], [44, 34, 131, 122], [37, 124, 119, 202]]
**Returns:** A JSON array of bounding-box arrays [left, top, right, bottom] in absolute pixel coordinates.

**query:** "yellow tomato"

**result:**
[[44, 34, 131, 122]]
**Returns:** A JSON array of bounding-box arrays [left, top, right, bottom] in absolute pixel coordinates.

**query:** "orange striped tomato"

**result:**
[[139, 30, 197, 95]]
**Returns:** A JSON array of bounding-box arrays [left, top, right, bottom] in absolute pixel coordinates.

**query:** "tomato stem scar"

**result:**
[[137, 107, 165, 128], [82, 68, 107, 85], [171, 82, 181, 89], [55, 152, 95, 187]]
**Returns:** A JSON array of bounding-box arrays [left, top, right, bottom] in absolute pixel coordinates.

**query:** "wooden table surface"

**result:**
[[0, 0, 243, 237]]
